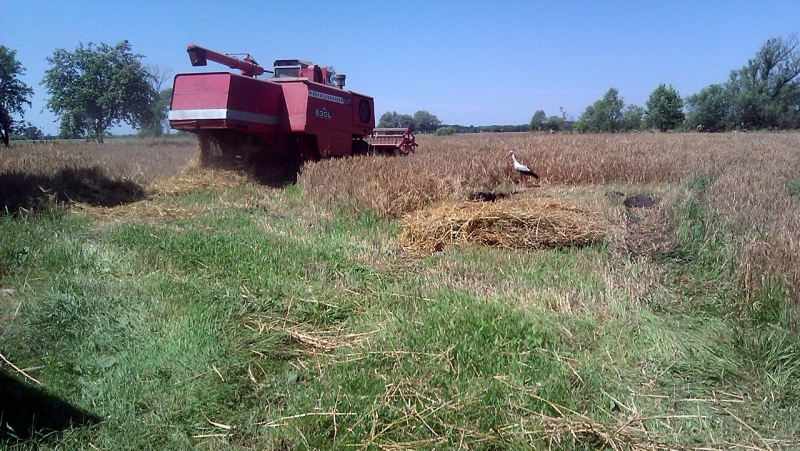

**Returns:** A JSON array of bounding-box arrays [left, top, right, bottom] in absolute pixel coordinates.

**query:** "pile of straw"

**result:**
[[398, 197, 607, 255]]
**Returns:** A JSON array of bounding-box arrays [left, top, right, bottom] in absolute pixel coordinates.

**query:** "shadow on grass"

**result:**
[[0, 369, 101, 441], [1, 166, 146, 215]]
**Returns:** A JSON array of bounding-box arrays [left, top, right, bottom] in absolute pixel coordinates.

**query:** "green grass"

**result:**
[[1, 179, 799, 450]]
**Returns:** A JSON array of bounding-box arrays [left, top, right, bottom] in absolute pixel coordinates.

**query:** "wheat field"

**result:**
[[299, 132, 800, 307]]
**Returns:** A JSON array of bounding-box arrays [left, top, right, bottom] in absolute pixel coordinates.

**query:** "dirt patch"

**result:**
[[621, 196, 675, 259], [624, 195, 656, 208]]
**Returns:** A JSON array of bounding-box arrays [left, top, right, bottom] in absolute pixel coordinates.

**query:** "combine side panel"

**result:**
[[280, 81, 359, 157], [351, 94, 375, 136], [168, 72, 284, 136]]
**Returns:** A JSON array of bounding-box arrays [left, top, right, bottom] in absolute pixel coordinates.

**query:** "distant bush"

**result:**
[[434, 126, 455, 136]]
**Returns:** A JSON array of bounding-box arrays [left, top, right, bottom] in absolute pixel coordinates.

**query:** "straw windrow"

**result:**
[[399, 197, 607, 255]]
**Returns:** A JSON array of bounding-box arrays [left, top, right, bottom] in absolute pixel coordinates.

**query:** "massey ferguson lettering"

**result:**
[[309, 90, 351, 105]]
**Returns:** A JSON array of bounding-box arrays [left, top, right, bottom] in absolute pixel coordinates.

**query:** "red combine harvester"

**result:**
[[168, 44, 415, 180]]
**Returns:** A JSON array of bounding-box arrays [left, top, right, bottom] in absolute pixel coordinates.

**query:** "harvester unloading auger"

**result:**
[[168, 44, 416, 181]]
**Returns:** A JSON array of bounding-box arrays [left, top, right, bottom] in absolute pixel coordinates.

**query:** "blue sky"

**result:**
[[2, 1, 799, 135]]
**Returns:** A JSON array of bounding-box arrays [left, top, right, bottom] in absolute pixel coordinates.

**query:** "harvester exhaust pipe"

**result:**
[[334, 73, 346, 89]]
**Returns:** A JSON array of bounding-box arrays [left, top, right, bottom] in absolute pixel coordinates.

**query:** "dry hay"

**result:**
[[148, 166, 252, 197], [399, 197, 607, 255], [73, 166, 258, 223]]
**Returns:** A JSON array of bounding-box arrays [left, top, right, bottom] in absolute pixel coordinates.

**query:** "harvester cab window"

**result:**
[[274, 66, 300, 78], [273, 59, 312, 79]]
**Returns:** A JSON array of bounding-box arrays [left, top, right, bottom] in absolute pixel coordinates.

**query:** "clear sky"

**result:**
[[2, 0, 799, 135]]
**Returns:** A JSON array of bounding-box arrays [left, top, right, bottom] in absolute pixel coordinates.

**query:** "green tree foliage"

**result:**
[[42, 40, 156, 142], [434, 126, 455, 136], [13, 122, 43, 140], [139, 65, 172, 137], [686, 34, 800, 131], [378, 111, 417, 132], [0, 46, 34, 147], [623, 104, 645, 131], [544, 115, 565, 132], [645, 84, 685, 132], [685, 84, 732, 132], [379, 110, 442, 133], [727, 34, 800, 129], [139, 88, 172, 137], [412, 110, 442, 133], [529, 110, 546, 131], [576, 88, 625, 132]]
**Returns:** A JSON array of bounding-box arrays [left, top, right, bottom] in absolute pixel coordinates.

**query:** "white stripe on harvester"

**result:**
[[168, 109, 279, 125]]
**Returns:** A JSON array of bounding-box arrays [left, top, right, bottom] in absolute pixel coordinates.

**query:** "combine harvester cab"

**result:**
[[168, 44, 413, 181]]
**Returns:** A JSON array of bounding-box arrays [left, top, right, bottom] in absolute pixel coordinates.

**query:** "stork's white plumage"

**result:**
[[507, 151, 539, 179]]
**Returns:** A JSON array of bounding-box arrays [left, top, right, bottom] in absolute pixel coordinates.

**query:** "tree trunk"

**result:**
[[94, 123, 104, 143]]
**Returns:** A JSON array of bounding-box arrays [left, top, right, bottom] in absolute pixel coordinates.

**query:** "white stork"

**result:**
[[506, 151, 539, 179]]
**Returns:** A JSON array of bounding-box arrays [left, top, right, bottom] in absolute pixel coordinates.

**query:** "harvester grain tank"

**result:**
[[168, 44, 415, 179]]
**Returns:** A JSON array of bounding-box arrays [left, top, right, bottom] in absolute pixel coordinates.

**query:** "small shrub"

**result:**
[[434, 126, 455, 136]]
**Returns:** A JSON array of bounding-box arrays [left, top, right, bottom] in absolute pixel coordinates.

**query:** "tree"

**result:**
[[623, 105, 645, 131], [41, 40, 156, 142], [529, 110, 546, 131], [139, 64, 173, 137], [139, 87, 172, 137], [544, 115, 564, 132], [412, 110, 441, 133], [576, 88, 625, 132], [15, 122, 43, 140], [0, 46, 34, 147], [727, 34, 800, 129], [685, 84, 732, 132], [378, 111, 417, 132], [644, 84, 684, 132], [434, 126, 455, 136]]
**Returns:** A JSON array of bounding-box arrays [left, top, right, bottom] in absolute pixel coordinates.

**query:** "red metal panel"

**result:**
[[169, 72, 285, 135], [171, 73, 231, 110], [306, 86, 353, 133], [281, 82, 309, 133], [351, 94, 375, 136], [226, 75, 281, 114]]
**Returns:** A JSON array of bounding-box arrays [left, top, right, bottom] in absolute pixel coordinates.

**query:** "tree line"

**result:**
[[536, 33, 800, 133], [2, 33, 799, 146], [1, 40, 171, 146], [388, 34, 800, 135]]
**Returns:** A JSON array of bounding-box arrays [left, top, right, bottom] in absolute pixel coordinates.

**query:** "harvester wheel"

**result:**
[[284, 151, 304, 183]]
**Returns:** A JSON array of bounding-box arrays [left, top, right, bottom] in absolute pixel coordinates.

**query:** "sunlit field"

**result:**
[[302, 132, 800, 302], [1, 132, 799, 449]]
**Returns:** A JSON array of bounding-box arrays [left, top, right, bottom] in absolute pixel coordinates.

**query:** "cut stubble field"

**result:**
[[0, 132, 799, 450]]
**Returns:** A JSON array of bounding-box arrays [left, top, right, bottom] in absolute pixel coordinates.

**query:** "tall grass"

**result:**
[[300, 132, 800, 311], [1, 136, 196, 185]]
